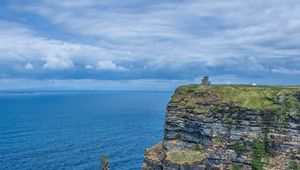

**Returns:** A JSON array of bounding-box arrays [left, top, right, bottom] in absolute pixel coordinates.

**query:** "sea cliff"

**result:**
[[142, 85, 300, 170]]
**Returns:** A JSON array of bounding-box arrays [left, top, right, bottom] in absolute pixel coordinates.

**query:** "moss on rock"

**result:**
[[166, 150, 207, 164]]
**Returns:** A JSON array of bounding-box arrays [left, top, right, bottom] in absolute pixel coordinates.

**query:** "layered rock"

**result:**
[[142, 85, 300, 170], [101, 155, 110, 170]]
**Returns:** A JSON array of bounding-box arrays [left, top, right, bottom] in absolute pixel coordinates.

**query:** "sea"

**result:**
[[0, 91, 172, 170]]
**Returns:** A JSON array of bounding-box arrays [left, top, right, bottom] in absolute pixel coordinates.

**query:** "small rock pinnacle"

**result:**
[[101, 154, 110, 170]]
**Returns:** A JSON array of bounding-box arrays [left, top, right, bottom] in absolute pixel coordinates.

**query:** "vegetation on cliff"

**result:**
[[166, 150, 207, 164], [251, 139, 267, 170], [143, 84, 300, 170], [172, 84, 300, 117]]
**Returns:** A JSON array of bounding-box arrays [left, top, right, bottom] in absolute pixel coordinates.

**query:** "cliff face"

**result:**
[[142, 85, 300, 170]]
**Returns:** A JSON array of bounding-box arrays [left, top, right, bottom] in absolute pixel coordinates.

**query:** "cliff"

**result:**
[[142, 84, 300, 170]]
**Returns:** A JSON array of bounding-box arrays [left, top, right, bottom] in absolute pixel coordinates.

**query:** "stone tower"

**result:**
[[201, 76, 211, 85]]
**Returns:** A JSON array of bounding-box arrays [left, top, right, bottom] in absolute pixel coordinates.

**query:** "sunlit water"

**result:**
[[0, 91, 172, 170]]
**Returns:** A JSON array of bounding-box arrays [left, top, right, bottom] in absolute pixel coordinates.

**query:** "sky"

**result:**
[[0, 0, 300, 90]]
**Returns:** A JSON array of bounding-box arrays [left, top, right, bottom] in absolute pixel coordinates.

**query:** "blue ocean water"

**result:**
[[0, 91, 172, 170]]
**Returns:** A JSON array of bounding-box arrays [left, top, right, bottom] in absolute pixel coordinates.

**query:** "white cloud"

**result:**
[[16, 0, 299, 68], [271, 67, 300, 75], [1, 0, 300, 82], [96, 60, 127, 72], [43, 56, 74, 70], [0, 21, 119, 71], [85, 65, 93, 69], [24, 62, 34, 70]]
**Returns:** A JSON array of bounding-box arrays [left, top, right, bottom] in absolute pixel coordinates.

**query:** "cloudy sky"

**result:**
[[0, 0, 300, 90]]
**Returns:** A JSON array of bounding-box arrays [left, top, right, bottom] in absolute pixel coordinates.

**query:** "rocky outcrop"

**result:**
[[101, 155, 110, 170], [142, 85, 300, 170]]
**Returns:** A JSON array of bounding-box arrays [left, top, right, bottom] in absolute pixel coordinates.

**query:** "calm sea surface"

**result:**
[[0, 91, 172, 170]]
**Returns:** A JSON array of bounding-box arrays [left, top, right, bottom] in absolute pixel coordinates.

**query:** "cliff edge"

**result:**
[[142, 84, 300, 170]]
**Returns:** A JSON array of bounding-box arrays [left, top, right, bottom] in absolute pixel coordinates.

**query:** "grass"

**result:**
[[232, 164, 241, 170], [251, 139, 267, 170], [291, 161, 300, 170], [233, 140, 245, 154], [282, 94, 300, 118], [166, 150, 207, 164], [173, 84, 300, 111], [194, 144, 204, 151], [209, 85, 280, 110]]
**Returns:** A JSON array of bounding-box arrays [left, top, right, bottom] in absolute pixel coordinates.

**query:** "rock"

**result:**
[[142, 85, 300, 170], [101, 154, 110, 170], [295, 91, 300, 101]]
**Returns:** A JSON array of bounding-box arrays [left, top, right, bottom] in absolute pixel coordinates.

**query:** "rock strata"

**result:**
[[101, 154, 110, 170], [142, 85, 300, 170]]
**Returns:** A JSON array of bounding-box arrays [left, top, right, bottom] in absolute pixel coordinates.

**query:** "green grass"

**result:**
[[166, 150, 207, 164], [232, 164, 241, 170], [173, 84, 300, 111], [291, 161, 300, 170], [251, 139, 267, 170], [209, 85, 280, 110], [194, 144, 204, 151], [282, 94, 300, 118], [233, 140, 245, 154]]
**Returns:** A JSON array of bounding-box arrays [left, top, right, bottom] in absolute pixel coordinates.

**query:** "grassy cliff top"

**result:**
[[172, 84, 300, 111]]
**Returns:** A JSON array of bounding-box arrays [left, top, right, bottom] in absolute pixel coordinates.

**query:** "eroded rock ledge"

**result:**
[[142, 85, 300, 170]]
